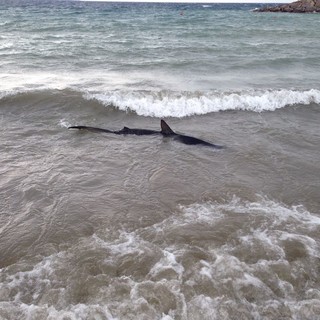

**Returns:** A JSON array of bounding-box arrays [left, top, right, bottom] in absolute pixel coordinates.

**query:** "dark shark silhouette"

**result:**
[[160, 120, 223, 148], [68, 125, 158, 136], [69, 120, 223, 149]]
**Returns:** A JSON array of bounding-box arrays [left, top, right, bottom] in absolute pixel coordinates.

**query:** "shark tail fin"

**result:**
[[161, 120, 175, 135]]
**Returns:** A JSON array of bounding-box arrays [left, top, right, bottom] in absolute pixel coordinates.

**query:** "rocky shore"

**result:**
[[256, 0, 320, 13]]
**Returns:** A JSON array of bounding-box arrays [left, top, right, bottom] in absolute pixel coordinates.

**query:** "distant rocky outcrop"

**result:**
[[256, 0, 320, 13]]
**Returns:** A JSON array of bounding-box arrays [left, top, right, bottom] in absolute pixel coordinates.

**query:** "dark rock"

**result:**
[[255, 0, 320, 13]]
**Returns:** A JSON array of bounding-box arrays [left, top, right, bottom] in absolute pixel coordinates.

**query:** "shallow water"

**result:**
[[1, 1, 320, 319]]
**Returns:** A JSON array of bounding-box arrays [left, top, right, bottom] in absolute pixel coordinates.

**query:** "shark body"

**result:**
[[69, 120, 223, 149]]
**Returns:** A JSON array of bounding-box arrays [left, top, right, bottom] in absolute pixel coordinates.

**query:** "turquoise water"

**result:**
[[1, 1, 320, 319], [1, 1, 320, 114]]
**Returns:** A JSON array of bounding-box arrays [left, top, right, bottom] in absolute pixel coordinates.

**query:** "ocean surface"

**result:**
[[1, 1, 320, 319]]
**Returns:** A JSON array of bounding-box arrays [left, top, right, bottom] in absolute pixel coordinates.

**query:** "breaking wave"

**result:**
[[85, 89, 320, 117], [1, 72, 319, 118], [1, 195, 320, 319]]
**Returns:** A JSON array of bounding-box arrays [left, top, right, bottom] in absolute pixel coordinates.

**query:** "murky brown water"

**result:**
[[1, 93, 320, 319]]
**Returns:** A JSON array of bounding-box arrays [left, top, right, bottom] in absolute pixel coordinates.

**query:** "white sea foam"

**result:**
[[59, 119, 72, 128], [17, 303, 116, 320], [1, 72, 319, 117], [1, 196, 320, 319], [178, 202, 225, 224], [148, 250, 184, 280], [225, 195, 320, 229], [85, 89, 320, 117]]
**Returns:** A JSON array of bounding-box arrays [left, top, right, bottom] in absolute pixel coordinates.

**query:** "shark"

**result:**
[[69, 120, 223, 149]]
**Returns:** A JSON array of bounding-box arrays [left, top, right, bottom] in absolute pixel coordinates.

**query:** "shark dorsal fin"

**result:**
[[161, 120, 175, 135], [123, 126, 129, 130]]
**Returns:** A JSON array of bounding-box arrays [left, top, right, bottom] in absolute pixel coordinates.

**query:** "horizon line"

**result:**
[[78, 0, 292, 4]]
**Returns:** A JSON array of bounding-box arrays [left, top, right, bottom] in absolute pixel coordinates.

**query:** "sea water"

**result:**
[[1, 1, 320, 319]]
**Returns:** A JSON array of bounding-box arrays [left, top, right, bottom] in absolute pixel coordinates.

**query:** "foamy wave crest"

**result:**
[[1, 71, 319, 117], [85, 89, 320, 117], [1, 195, 320, 319], [0, 72, 75, 99], [59, 119, 72, 128]]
